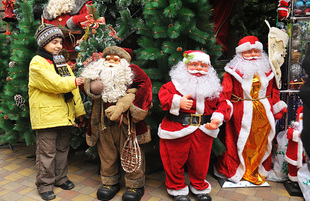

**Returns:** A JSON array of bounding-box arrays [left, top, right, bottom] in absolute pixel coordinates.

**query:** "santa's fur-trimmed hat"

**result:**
[[235, 36, 263, 54], [183, 50, 210, 64], [101, 46, 132, 63]]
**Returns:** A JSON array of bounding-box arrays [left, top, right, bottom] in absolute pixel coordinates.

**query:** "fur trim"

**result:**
[[273, 100, 287, 114], [130, 103, 148, 122], [189, 182, 211, 195], [84, 79, 102, 100], [66, 17, 81, 31], [226, 99, 233, 120], [86, 98, 101, 147], [101, 174, 121, 185], [236, 41, 263, 54], [199, 126, 220, 138], [158, 124, 197, 139], [43, 0, 89, 20], [288, 174, 298, 182], [136, 125, 151, 144], [71, 0, 90, 15], [102, 46, 131, 63], [167, 186, 189, 196], [125, 176, 145, 188], [170, 94, 181, 116], [292, 131, 300, 142], [211, 112, 224, 126]]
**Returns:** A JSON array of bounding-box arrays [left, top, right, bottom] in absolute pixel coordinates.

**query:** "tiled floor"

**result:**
[[0, 143, 306, 201]]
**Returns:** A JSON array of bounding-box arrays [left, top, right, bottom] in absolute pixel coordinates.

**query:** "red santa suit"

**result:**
[[215, 36, 287, 185], [285, 106, 304, 182], [42, 0, 93, 62], [158, 51, 232, 197]]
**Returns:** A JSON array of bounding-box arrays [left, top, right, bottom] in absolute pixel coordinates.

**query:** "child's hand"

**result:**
[[180, 94, 193, 110], [75, 77, 84, 86], [205, 118, 220, 130], [74, 115, 85, 127]]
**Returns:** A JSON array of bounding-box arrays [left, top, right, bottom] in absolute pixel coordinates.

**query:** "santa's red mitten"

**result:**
[[274, 107, 287, 120], [278, 0, 290, 20], [67, 14, 95, 30]]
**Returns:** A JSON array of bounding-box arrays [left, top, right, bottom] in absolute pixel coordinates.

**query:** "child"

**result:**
[[28, 24, 86, 200], [158, 50, 232, 201]]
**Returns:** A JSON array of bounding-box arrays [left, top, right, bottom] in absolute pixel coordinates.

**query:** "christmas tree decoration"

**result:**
[[0, 0, 38, 146], [75, 45, 81, 53], [135, 0, 223, 152], [8, 60, 16, 67], [14, 94, 25, 108], [278, 0, 290, 20], [2, 0, 17, 22]]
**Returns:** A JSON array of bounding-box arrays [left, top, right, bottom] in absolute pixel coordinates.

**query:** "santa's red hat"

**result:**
[[183, 50, 210, 64], [235, 36, 263, 54]]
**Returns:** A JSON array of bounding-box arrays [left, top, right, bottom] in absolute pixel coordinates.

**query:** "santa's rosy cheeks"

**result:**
[[242, 48, 261, 60], [105, 54, 121, 66], [187, 61, 209, 77]]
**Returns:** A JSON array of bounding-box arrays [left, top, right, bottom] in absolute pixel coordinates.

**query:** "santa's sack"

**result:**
[[267, 130, 289, 182], [297, 163, 310, 201]]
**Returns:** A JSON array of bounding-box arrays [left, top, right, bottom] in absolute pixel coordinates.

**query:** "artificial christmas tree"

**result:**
[[0, 0, 39, 146], [134, 0, 224, 157]]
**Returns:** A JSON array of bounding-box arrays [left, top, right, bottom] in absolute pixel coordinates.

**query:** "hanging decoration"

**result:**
[[14, 94, 25, 108], [9, 61, 16, 68], [2, 0, 17, 22]]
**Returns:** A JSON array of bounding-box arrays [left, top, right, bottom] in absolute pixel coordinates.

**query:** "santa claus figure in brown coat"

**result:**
[[82, 46, 152, 201]]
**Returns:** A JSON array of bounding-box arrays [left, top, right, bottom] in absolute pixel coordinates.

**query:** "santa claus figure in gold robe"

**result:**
[[215, 36, 287, 185]]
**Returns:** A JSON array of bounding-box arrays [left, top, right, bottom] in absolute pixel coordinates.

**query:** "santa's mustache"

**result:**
[[188, 70, 208, 75], [103, 61, 119, 68], [243, 56, 261, 60]]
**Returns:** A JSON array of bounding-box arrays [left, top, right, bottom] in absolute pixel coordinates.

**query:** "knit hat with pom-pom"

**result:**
[[35, 23, 64, 48]]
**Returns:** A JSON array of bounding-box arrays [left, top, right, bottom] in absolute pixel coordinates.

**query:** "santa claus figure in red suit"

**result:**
[[158, 50, 232, 201], [42, 0, 94, 65], [285, 106, 304, 182], [215, 36, 287, 185]]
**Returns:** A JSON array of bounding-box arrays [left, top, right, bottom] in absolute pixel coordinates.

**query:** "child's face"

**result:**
[[44, 37, 63, 55]]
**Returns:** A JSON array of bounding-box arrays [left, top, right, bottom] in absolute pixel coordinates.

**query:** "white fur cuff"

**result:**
[[170, 94, 181, 116], [273, 100, 287, 114], [167, 186, 189, 196]]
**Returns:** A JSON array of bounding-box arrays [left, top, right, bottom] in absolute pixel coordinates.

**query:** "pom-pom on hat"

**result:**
[[235, 36, 263, 54], [183, 50, 210, 65], [35, 23, 64, 48]]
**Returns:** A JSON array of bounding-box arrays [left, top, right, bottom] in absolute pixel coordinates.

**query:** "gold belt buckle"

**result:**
[[190, 114, 201, 126]]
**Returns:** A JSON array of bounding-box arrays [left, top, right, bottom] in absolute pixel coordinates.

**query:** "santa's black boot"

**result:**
[[195, 193, 212, 201], [173, 195, 191, 201], [122, 187, 144, 201], [97, 183, 120, 201]]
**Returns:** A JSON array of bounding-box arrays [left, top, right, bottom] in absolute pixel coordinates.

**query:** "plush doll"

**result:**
[[82, 46, 152, 201], [278, 0, 290, 20], [215, 36, 287, 185]]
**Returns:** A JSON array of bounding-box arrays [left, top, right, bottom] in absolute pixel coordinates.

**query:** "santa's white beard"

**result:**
[[81, 58, 133, 103], [170, 61, 222, 100], [46, 0, 74, 19], [226, 51, 271, 79]]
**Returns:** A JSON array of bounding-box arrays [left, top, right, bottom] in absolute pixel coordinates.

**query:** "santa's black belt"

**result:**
[[166, 113, 211, 126]]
